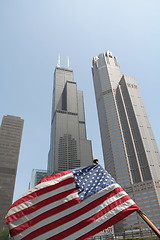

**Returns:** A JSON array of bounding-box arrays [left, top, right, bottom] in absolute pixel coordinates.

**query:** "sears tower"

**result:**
[[92, 51, 160, 235], [48, 63, 93, 174]]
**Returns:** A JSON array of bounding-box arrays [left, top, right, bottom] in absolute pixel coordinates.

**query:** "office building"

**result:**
[[29, 169, 49, 188], [0, 115, 24, 229], [48, 64, 93, 174], [92, 51, 160, 236]]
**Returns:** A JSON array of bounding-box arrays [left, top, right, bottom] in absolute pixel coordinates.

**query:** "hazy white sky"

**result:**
[[1, 0, 160, 201]]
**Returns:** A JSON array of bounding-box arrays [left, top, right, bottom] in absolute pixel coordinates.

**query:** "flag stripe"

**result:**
[[48, 196, 134, 240], [7, 180, 75, 223], [34, 198, 135, 240], [9, 191, 79, 230], [7, 187, 76, 224], [40, 170, 71, 183], [10, 197, 80, 237], [8, 171, 72, 210], [11, 188, 122, 236], [13, 184, 122, 240], [14, 187, 128, 240], [75, 204, 138, 240], [6, 175, 74, 222]]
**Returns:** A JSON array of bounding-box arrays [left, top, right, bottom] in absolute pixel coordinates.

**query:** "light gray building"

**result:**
[[48, 65, 93, 174], [0, 115, 24, 229], [92, 51, 160, 236], [29, 169, 49, 188]]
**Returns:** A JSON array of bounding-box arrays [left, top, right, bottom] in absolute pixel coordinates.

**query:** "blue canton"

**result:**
[[71, 165, 116, 201]]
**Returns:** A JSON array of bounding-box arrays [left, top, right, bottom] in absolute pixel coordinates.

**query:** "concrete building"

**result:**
[[29, 169, 49, 188], [48, 65, 93, 174], [0, 115, 24, 229], [92, 51, 160, 236]]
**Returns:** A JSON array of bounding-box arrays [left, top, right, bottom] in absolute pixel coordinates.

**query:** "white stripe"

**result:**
[[13, 183, 120, 240], [21, 172, 72, 198], [63, 199, 135, 240], [32, 186, 128, 240], [12, 190, 79, 240], [9, 183, 77, 230], [6, 173, 73, 218]]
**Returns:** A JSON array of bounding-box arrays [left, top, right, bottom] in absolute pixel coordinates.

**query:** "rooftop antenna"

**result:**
[[67, 56, 71, 69], [56, 54, 60, 67]]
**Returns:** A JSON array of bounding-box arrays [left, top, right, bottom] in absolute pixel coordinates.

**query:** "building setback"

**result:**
[[92, 51, 160, 235], [48, 66, 93, 174], [0, 115, 24, 229]]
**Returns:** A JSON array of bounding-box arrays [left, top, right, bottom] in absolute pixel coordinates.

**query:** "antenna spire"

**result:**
[[57, 54, 60, 67], [67, 57, 71, 69]]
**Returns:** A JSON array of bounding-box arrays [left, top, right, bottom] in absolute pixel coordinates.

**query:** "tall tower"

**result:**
[[92, 51, 160, 235], [0, 115, 24, 229], [48, 65, 93, 174]]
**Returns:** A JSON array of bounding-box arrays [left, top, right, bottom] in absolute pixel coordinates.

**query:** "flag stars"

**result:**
[[72, 164, 116, 202]]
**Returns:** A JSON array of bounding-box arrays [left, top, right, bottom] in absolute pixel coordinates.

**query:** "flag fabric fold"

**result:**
[[6, 164, 139, 240]]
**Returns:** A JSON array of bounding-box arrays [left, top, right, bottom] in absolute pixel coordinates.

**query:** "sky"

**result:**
[[0, 0, 160, 201]]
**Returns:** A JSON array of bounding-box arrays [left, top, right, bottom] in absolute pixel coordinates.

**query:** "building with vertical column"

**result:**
[[0, 115, 24, 229], [92, 51, 160, 236], [48, 65, 93, 174], [29, 169, 48, 189]]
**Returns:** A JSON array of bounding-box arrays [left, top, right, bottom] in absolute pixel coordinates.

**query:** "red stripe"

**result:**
[[76, 204, 139, 240], [6, 187, 76, 224], [10, 197, 80, 237], [39, 170, 71, 183], [46, 195, 135, 240], [19, 187, 125, 240], [9, 170, 71, 210]]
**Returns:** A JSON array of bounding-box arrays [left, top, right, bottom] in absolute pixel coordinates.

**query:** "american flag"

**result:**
[[6, 165, 139, 240]]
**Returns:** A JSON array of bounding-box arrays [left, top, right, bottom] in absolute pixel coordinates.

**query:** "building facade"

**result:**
[[29, 169, 49, 189], [92, 51, 160, 236], [48, 66, 93, 174], [0, 115, 24, 229]]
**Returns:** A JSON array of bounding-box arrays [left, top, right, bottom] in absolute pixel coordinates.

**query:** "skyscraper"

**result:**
[[29, 169, 48, 189], [92, 51, 160, 236], [0, 115, 24, 229], [48, 65, 93, 174]]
